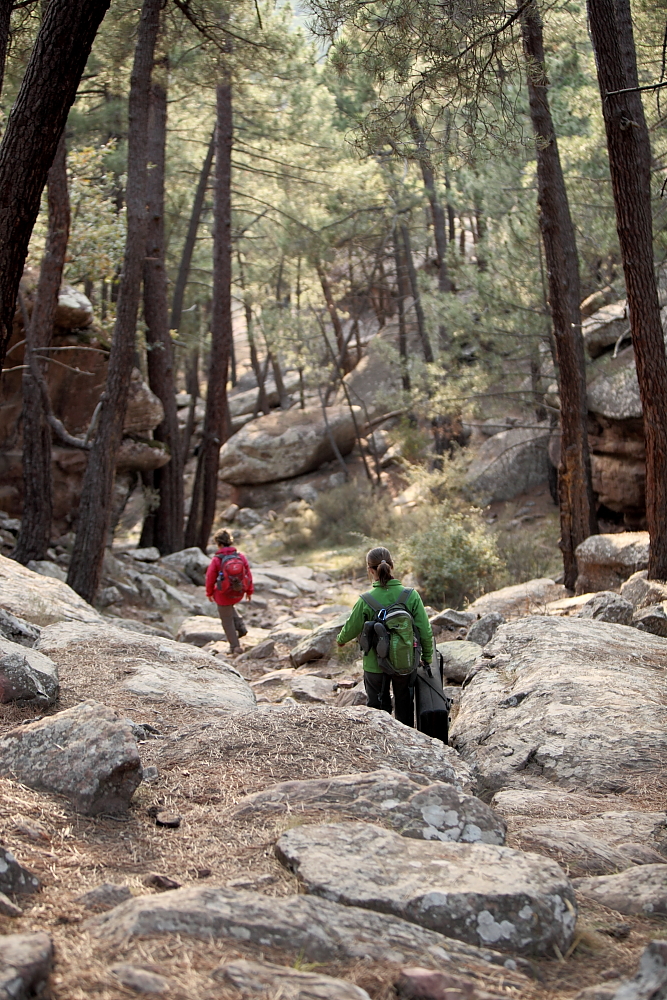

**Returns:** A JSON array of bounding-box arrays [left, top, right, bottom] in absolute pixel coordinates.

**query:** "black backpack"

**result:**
[[415, 651, 450, 744], [358, 588, 421, 678]]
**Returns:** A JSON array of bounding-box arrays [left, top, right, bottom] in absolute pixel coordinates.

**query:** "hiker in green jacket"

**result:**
[[336, 546, 433, 727]]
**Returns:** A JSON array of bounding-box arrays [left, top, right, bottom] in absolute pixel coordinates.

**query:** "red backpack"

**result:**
[[215, 551, 250, 598]]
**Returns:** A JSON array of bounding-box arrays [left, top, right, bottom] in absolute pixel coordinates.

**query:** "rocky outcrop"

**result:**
[[574, 532, 649, 594], [0, 553, 102, 627], [37, 620, 256, 712], [275, 821, 576, 956], [450, 616, 667, 796], [620, 570, 667, 609], [467, 579, 567, 618], [0, 700, 142, 814], [235, 770, 506, 844], [467, 613, 504, 647], [218, 406, 360, 485], [465, 425, 550, 503], [577, 591, 633, 625], [0, 637, 59, 705], [90, 884, 528, 972]]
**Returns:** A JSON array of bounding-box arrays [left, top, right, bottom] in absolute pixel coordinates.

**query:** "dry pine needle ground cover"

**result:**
[[0, 648, 665, 998]]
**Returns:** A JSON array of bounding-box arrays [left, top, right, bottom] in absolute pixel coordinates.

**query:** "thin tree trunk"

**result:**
[[400, 222, 434, 363], [0, 0, 110, 368], [185, 79, 233, 551], [445, 172, 456, 243], [141, 69, 184, 555], [588, 0, 667, 578], [409, 117, 451, 295], [393, 237, 410, 392], [0, 0, 12, 99], [237, 251, 270, 414], [67, 0, 160, 602], [181, 346, 199, 464], [521, 0, 597, 589], [316, 262, 350, 372], [170, 130, 215, 333], [13, 135, 70, 564]]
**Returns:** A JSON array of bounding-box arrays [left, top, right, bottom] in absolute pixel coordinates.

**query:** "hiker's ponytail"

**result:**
[[367, 546, 394, 587]]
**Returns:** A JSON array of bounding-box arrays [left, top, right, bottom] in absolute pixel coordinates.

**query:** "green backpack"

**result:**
[[359, 588, 421, 677]]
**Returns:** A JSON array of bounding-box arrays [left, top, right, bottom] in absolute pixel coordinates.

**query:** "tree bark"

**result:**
[[13, 135, 70, 564], [67, 0, 161, 602], [400, 222, 434, 363], [141, 71, 184, 555], [588, 0, 667, 579], [393, 236, 410, 392], [0, 0, 12, 100], [316, 262, 350, 372], [170, 131, 215, 332], [185, 80, 233, 551], [181, 345, 199, 463], [0, 0, 110, 368], [521, 0, 597, 589]]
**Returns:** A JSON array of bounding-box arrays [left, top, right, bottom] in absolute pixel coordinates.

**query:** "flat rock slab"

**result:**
[[215, 959, 370, 1000], [507, 811, 667, 876], [0, 552, 102, 627], [450, 616, 667, 796], [275, 821, 576, 956], [0, 847, 40, 895], [0, 932, 53, 999], [0, 700, 142, 815], [0, 637, 59, 705], [110, 963, 169, 994], [467, 580, 567, 619], [37, 620, 256, 712], [90, 885, 529, 974], [235, 770, 505, 845], [177, 616, 270, 649], [573, 865, 667, 915], [76, 883, 132, 912]]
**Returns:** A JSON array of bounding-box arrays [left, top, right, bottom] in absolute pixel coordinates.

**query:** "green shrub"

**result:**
[[401, 507, 503, 609], [312, 481, 396, 547]]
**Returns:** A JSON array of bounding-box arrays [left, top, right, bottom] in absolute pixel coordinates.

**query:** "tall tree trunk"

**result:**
[[0, 0, 110, 368], [393, 236, 410, 392], [588, 0, 667, 579], [400, 222, 434, 363], [13, 136, 70, 564], [67, 0, 161, 602], [0, 0, 12, 99], [170, 131, 215, 332], [445, 172, 456, 244], [237, 250, 269, 414], [521, 0, 597, 589], [181, 345, 199, 463], [409, 117, 451, 295], [141, 69, 184, 555], [316, 262, 350, 372], [185, 80, 233, 551]]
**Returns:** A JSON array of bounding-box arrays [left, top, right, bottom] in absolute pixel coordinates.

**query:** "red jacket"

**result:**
[[205, 547, 254, 606]]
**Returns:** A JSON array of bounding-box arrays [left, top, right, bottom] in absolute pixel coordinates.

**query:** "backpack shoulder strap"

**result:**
[[361, 591, 383, 614], [396, 588, 414, 608]]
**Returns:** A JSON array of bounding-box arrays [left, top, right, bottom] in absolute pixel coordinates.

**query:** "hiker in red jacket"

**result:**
[[205, 529, 254, 655]]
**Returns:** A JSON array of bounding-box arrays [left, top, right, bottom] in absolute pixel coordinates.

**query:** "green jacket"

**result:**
[[336, 578, 433, 674]]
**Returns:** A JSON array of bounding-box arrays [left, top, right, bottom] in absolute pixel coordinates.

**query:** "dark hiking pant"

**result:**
[[364, 671, 414, 728], [217, 604, 245, 650]]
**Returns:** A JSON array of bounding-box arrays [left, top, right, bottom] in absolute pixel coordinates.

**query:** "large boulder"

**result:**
[[55, 284, 94, 329], [582, 300, 629, 359], [633, 604, 667, 637], [467, 579, 567, 618], [160, 547, 210, 586], [90, 885, 528, 975], [218, 406, 360, 486], [235, 770, 505, 845], [339, 340, 402, 420], [275, 821, 576, 957], [620, 570, 667, 609], [123, 368, 164, 434], [578, 591, 634, 625], [290, 614, 349, 666], [437, 642, 481, 683], [573, 865, 667, 915], [466, 613, 504, 648], [0, 636, 59, 705], [37, 620, 256, 712], [0, 700, 142, 814], [574, 532, 649, 594], [450, 616, 667, 796], [0, 553, 102, 628], [0, 933, 53, 999], [465, 425, 550, 503]]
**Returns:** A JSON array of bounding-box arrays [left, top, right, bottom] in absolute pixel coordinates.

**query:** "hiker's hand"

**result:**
[[207, 595, 214, 603], [245, 594, 252, 602]]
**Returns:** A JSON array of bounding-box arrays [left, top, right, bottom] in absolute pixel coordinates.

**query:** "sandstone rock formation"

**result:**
[[0, 553, 102, 627]]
